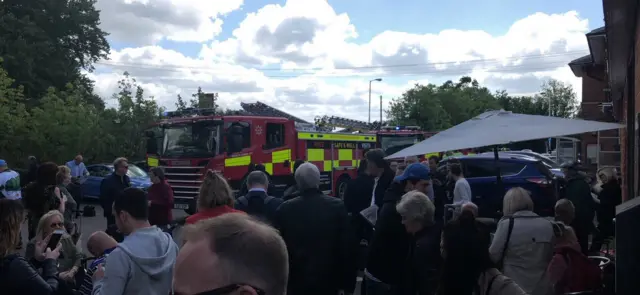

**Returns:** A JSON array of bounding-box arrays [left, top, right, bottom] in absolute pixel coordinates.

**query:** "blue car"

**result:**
[[439, 154, 559, 218], [82, 164, 152, 199]]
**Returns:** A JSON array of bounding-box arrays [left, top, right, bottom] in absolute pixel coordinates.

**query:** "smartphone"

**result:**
[[47, 229, 65, 250]]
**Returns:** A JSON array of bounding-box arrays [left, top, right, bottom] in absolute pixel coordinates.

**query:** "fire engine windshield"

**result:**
[[161, 122, 220, 158], [380, 134, 424, 156]]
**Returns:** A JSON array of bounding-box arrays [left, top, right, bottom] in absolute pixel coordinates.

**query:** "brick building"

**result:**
[[569, 27, 620, 175], [574, 0, 639, 202]]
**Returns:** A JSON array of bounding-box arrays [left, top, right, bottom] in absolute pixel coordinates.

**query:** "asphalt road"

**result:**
[[20, 202, 362, 294]]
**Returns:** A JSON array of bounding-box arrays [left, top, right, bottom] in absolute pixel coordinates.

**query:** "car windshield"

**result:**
[[508, 152, 559, 168], [127, 165, 148, 177], [161, 122, 220, 158], [107, 164, 148, 178], [380, 134, 423, 156]]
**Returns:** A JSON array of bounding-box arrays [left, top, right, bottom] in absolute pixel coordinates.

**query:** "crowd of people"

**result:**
[[0, 148, 620, 295]]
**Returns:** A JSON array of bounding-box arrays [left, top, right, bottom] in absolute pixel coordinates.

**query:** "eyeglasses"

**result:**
[[50, 222, 64, 228], [173, 284, 266, 295]]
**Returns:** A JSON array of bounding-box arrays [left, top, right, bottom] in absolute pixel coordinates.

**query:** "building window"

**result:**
[[586, 144, 598, 165]]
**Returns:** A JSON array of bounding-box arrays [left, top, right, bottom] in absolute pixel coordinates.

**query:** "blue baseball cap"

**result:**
[[395, 163, 431, 182], [0, 159, 6, 167]]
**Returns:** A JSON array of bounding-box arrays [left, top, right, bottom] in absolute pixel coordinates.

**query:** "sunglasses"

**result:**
[[50, 222, 64, 228], [172, 284, 265, 295]]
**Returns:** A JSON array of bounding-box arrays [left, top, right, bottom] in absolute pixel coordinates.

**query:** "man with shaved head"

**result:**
[[174, 214, 288, 295], [79, 231, 117, 295]]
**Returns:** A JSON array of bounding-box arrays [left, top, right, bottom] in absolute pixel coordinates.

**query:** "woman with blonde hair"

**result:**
[[185, 170, 244, 224], [25, 210, 83, 285], [489, 187, 555, 295], [0, 199, 62, 293]]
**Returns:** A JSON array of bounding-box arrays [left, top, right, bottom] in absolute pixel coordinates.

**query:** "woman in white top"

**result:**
[[489, 187, 555, 295]]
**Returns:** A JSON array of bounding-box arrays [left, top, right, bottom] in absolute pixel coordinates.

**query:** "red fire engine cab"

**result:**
[[143, 102, 426, 213]]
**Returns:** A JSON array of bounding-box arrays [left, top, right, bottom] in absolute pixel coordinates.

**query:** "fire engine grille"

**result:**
[[161, 166, 204, 202]]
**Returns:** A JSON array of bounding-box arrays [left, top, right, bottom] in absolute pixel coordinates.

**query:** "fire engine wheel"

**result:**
[[336, 176, 350, 200]]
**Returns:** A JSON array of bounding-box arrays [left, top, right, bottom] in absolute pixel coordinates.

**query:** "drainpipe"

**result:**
[[626, 44, 636, 201]]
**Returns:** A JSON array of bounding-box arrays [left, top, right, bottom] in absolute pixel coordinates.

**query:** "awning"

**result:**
[[386, 110, 625, 159]]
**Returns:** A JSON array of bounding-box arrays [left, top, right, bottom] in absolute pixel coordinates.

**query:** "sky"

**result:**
[[88, 0, 604, 123]]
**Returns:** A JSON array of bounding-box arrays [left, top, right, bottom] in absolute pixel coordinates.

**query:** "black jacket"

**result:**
[[563, 174, 595, 222], [100, 172, 131, 216], [400, 225, 443, 295], [366, 182, 412, 286], [431, 171, 448, 224], [344, 174, 375, 215], [373, 168, 395, 207], [0, 254, 59, 295], [274, 189, 351, 295], [596, 180, 622, 224], [282, 184, 299, 201], [235, 190, 283, 225]]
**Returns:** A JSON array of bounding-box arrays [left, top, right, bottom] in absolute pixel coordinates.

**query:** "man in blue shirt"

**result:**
[[67, 154, 89, 178]]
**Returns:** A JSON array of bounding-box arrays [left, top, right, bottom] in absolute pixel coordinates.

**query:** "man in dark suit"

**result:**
[[235, 171, 283, 225], [274, 163, 351, 295]]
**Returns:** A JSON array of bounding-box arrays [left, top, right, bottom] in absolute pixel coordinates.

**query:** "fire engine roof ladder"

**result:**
[[240, 101, 310, 124], [597, 129, 621, 174]]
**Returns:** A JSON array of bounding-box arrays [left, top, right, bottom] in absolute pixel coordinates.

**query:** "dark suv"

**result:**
[[439, 154, 558, 218]]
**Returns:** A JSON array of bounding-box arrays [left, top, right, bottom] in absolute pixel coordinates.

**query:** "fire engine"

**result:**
[[143, 101, 428, 213]]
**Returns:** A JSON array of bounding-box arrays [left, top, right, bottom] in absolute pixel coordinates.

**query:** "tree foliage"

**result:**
[[387, 76, 579, 131], [0, 0, 110, 107], [0, 64, 162, 167]]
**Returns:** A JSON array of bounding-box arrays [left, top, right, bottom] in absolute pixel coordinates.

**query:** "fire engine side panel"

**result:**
[[302, 138, 375, 197]]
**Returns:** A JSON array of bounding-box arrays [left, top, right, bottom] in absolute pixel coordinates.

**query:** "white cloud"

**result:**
[[93, 0, 592, 123], [97, 0, 244, 45]]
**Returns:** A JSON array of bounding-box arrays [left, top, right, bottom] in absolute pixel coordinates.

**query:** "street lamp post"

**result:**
[[369, 78, 382, 124], [548, 97, 552, 153]]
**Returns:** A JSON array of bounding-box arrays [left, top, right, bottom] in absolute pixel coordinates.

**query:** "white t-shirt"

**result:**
[[370, 177, 379, 206], [0, 170, 22, 200], [453, 177, 472, 205]]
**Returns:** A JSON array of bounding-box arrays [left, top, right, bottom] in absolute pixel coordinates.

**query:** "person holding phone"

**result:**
[[26, 210, 83, 285], [0, 199, 62, 294]]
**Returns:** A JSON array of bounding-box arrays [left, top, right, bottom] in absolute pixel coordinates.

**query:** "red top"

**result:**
[[147, 181, 174, 226], [186, 205, 245, 224]]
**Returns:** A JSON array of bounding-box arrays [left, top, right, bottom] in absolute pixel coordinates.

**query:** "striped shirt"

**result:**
[[79, 248, 115, 295]]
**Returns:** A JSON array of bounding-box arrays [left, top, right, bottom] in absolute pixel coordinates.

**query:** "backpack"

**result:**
[[555, 247, 603, 293], [237, 195, 276, 223]]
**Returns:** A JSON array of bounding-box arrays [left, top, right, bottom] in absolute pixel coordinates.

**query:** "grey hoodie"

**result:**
[[92, 226, 179, 295]]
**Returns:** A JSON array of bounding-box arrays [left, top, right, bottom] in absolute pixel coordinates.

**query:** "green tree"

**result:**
[[0, 60, 30, 165], [111, 72, 164, 159], [387, 77, 501, 131], [536, 79, 579, 118], [387, 84, 451, 131], [0, 0, 110, 106], [175, 94, 188, 111], [190, 87, 203, 108]]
